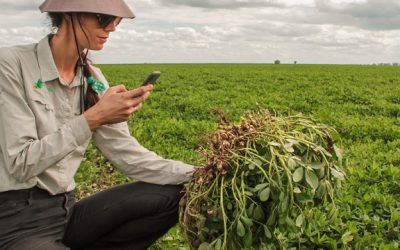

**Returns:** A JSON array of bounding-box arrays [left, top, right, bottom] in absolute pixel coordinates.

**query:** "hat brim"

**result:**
[[39, 0, 135, 19]]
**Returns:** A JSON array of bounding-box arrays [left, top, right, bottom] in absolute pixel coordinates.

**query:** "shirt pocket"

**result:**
[[32, 96, 54, 112], [28, 93, 58, 138]]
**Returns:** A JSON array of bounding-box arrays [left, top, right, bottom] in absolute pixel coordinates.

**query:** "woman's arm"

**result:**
[[93, 122, 194, 185], [88, 65, 194, 185]]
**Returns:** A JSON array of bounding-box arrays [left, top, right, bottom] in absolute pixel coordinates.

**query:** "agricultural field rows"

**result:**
[[75, 64, 400, 249]]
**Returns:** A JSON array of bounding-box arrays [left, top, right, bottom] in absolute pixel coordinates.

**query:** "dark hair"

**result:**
[[48, 12, 99, 111], [48, 12, 63, 28]]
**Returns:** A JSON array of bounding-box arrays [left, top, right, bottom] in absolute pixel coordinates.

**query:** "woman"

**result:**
[[0, 0, 194, 249]]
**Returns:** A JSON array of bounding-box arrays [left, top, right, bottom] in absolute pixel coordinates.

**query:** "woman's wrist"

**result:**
[[84, 107, 103, 131]]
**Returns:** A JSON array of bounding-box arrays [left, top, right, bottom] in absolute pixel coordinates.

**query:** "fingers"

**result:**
[[122, 85, 152, 109], [107, 84, 152, 98], [132, 103, 143, 113], [101, 84, 152, 117], [88, 83, 153, 127], [124, 84, 153, 99], [132, 90, 151, 106], [106, 84, 128, 94]]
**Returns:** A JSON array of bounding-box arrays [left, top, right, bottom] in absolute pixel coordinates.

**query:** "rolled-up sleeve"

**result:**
[[93, 122, 194, 185], [0, 49, 92, 182]]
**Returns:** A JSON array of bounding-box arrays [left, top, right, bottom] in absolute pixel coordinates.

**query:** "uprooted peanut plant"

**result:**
[[180, 109, 347, 249]]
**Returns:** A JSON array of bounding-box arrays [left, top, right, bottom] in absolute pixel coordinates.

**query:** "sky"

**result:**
[[0, 0, 399, 64]]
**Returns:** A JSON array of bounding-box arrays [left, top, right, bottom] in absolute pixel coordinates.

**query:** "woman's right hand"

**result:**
[[84, 84, 153, 131]]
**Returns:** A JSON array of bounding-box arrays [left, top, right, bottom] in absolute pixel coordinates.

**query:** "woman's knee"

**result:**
[[135, 182, 184, 212]]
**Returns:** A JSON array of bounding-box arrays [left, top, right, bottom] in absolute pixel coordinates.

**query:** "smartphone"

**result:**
[[141, 71, 161, 86]]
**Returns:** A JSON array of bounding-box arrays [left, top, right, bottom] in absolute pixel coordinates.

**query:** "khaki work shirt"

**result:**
[[0, 36, 194, 195]]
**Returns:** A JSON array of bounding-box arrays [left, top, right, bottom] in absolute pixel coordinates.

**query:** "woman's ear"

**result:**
[[53, 13, 71, 33]]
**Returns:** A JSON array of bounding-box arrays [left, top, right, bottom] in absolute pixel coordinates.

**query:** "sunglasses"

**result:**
[[93, 13, 121, 28]]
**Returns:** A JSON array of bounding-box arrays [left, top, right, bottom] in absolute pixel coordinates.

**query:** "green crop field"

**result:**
[[75, 64, 400, 249]]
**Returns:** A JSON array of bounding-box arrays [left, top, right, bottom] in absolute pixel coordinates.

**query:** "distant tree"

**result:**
[[393, 62, 399, 66], [274, 60, 281, 65], [294, 61, 297, 64]]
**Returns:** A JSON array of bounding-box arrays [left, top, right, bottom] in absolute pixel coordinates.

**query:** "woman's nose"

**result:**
[[104, 18, 122, 32]]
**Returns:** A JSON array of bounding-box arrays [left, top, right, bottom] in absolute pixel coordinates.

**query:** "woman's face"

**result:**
[[72, 13, 122, 51]]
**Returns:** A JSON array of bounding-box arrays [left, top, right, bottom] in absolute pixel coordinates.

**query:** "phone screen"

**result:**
[[141, 71, 161, 86]]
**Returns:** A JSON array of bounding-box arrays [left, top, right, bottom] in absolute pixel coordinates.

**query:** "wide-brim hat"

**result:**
[[39, 0, 135, 18]]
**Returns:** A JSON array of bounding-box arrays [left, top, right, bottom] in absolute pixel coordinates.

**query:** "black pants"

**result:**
[[0, 182, 183, 250]]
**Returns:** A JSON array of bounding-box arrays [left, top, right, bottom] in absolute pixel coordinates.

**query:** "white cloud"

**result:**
[[315, 0, 400, 30], [0, 0, 40, 12], [152, 0, 282, 9], [0, 0, 399, 64], [0, 27, 47, 47]]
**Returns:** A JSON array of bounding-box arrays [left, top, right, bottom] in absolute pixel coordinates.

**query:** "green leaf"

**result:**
[[280, 195, 289, 213], [330, 131, 341, 142], [317, 146, 332, 157], [267, 208, 277, 226], [254, 159, 262, 166], [248, 163, 256, 170], [269, 141, 281, 147], [253, 205, 265, 221], [264, 225, 272, 239], [328, 206, 338, 222], [316, 181, 327, 198], [293, 186, 302, 193], [331, 168, 345, 181], [243, 231, 253, 247], [333, 144, 343, 162], [305, 170, 319, 189], [198, 242, 211, 250], [296, 214, 304, 227], [246, 203, 255, 217], [279, 192, 285, 201], [309, 162, 324, 170], [213, 239, 222, 250], [254, 183, 268, 192], [286, 138, 300, 145], [284, 143, 294, 153], [296, 193, 313, 205], [241, 216, 253, 227], [229, 240, 239, 250], [288, 157, 297, 170], [259, 187, 270, 201], [317, 167, 325, 178], [247, 158, 262, 170], [236, 220, 245, 237], [294, 144, 307, 154], [285, 216, 296, 229], [293, 167, 304, 182], [341, 231, 354, 245], [244, 191, 253, 197]]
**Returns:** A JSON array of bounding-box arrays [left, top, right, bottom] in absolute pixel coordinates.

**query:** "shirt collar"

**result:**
[[37, 35, 59, 83], [60, 69, 83, 88], [37, 35, 84, 88]]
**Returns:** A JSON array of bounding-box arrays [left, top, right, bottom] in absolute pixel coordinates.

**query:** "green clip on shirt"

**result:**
[[0, 35, 194, 195]]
